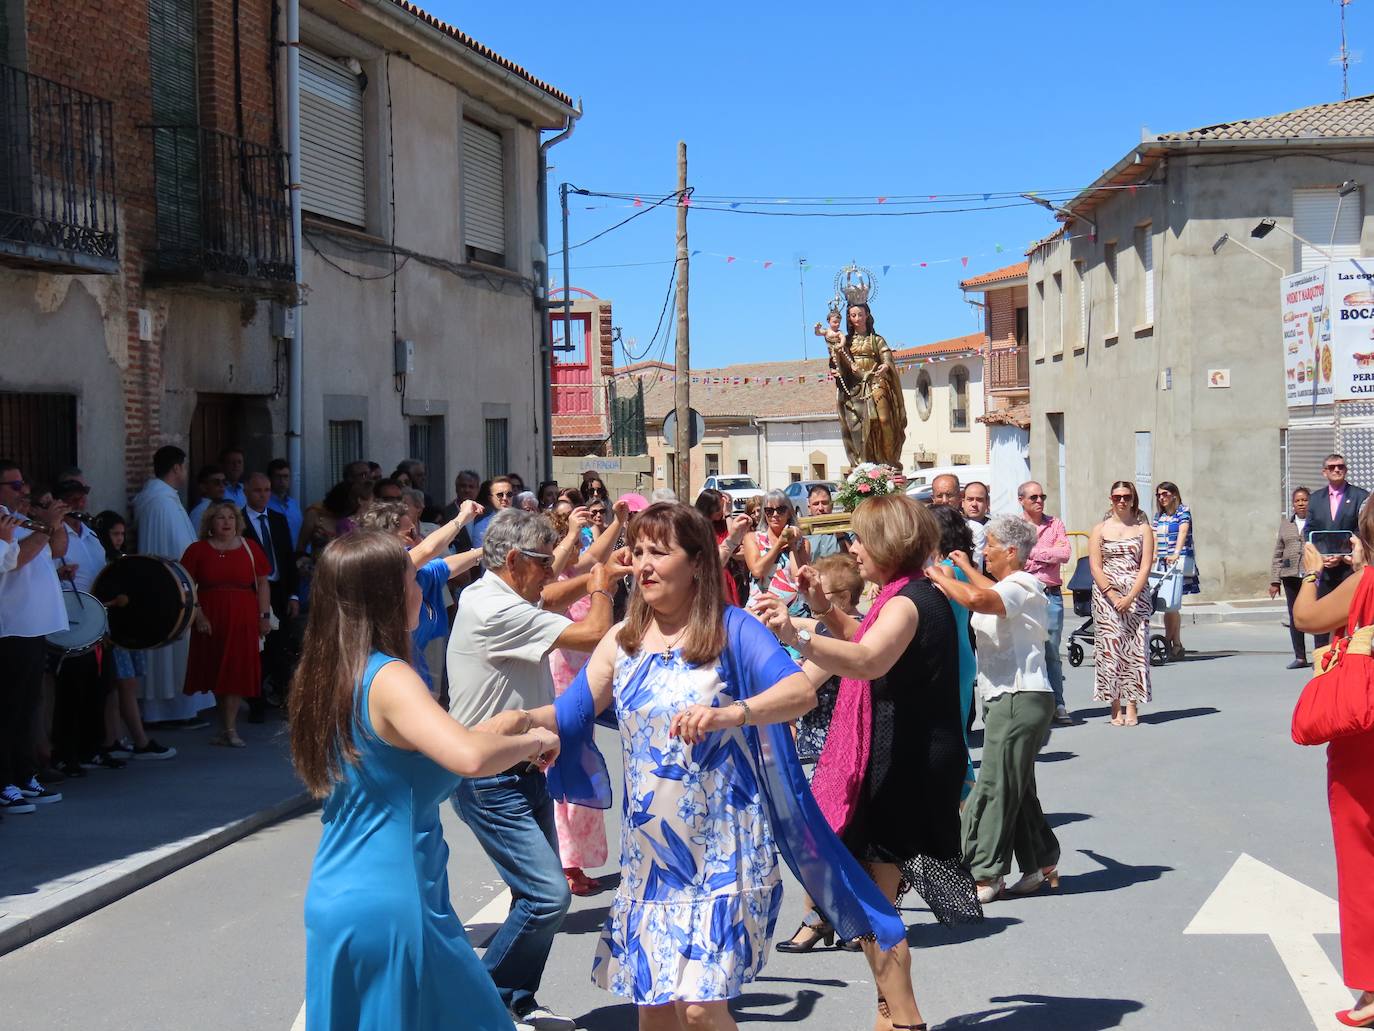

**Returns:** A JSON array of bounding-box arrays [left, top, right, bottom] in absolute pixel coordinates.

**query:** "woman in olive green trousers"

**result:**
[[927, 514, 1062, 904]]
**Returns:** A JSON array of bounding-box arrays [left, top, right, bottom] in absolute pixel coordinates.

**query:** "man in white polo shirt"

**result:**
[[0, 460, 67, 813], [447, 508, 614, 1031]]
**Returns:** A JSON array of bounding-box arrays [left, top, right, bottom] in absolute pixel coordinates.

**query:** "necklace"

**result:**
[[654, 620, 689, 661]]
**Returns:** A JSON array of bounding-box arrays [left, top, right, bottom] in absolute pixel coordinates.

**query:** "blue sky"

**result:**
[[434, 0, 1371, 368]]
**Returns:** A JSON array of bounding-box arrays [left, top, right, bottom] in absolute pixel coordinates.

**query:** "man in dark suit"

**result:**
[[242, 472, 300, 718], [1304, 452, 1370, 646]]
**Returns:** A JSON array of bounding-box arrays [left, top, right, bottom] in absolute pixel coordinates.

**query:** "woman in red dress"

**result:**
[[1295, 504, 1374, 1027], [181, 502, 272, 748]]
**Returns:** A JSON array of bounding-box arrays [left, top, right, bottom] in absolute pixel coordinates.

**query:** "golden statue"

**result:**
[[813, 267, 906, 468]]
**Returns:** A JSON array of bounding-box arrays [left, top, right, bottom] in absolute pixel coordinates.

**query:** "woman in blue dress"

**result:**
[[542, 503, 912, 1031], [1152, 481, 1199, 659], [288, 530, 559, 1031]]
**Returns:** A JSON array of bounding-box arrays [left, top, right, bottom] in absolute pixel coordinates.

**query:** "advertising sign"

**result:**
[[1282, 267, 1332, 408], [1328, 259, 1374, 401]]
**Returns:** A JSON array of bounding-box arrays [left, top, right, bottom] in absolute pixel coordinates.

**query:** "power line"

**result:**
[[551, 186, 688, 257]]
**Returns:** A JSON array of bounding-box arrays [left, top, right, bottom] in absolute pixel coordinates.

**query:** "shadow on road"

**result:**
[[939, 992, 1144, 1028], [1138, 706, 1220, 725], [1046, 811, 1092, 829], [1037, 750, 1076, 763], [1169, 650, 1239, 663], [560, 905, 612, 935], [906, 914, 1021, 947], [1057, 849, 1172, 896]]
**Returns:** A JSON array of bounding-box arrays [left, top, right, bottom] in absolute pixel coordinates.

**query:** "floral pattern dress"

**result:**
[[591, 647, 782, 1005]]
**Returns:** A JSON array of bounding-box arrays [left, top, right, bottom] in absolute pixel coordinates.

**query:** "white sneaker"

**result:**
[[0, 785, 36, 814], [515, 1003, 576, 1031], [18, 777, 61, 804]]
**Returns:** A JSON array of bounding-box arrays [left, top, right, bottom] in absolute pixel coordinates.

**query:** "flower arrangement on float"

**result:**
[[834, 463, 907, 512]]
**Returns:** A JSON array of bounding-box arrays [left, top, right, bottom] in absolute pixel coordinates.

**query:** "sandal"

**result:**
[[226, 732, 247, 748], [208, 731, 231, 747]]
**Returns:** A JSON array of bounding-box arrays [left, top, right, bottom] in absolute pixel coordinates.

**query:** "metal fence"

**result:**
[[148, 124, 293, 286], [0, 64, 117, 271]]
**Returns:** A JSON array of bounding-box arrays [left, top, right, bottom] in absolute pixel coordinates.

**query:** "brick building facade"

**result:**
[[550, 291, 616, 455]]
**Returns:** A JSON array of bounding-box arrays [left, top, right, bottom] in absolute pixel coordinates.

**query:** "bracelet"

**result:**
[[811, 600, 833, 616], [590, 588, 613, 603], [732, 698, 752, 726], [1302, 573, 1319, 584]]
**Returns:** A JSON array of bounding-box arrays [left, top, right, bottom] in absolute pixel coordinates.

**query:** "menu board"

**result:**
[[1282, 267, 1332, 408], [1328, 259, 1374, 402]]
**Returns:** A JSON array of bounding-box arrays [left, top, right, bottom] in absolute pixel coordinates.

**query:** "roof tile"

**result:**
[[959, 261, 1028, 290], [892, 332, 984, 361], [1155, 93, 1374, 142]]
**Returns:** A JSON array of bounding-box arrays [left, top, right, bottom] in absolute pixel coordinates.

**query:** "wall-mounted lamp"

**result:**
[[1212, 232, 1286, 274]]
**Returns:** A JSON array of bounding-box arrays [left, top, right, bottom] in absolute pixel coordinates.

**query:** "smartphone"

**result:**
[[1311, 530, 1355, 556]]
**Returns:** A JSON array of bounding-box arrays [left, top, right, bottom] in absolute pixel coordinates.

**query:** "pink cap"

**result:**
[[619, 492, 650, 513]]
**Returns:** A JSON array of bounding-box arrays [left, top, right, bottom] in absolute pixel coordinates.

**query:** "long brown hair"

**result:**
[[288, 530, 413, 797], [1109, 480, 1141, 519], [616, 502, 726, 664]]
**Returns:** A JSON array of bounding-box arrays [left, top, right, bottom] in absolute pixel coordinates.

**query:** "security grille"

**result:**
[[0, 392, 77, 487], [328, 419, 362, 485], [484, 417, 508, 480]]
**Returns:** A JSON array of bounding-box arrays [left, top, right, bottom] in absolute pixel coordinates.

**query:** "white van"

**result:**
[[904, 464, 993, 492]]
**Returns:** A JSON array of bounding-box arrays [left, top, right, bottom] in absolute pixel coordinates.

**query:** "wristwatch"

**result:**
[[795, 628, 813, 651]]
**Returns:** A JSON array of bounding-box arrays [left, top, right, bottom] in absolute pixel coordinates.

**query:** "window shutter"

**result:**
[[1286, 415, 1336, 505], [1105, 243, 1118, 334], [148, 0, 199, 253], [1294, 188, 1362, 271], [1076, 260, 1087, 346], [484, 417, 509, 479], [1141, 227, 1154, 324], [300, 48, 366, 227], [463, 120, 506, 262]]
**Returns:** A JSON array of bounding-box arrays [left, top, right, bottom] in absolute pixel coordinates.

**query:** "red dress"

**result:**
[[1329, 567, 1374, 989], [180, 539, 267, 698]]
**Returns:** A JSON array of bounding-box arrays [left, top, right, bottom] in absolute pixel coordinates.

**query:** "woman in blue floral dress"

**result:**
[[547, 503, 909, 1030]]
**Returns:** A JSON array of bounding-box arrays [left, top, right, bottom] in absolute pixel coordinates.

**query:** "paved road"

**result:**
[[0, 622, 1351, 1029]]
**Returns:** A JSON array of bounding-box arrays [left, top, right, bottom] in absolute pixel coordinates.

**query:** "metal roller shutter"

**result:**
[[1338, 401, 1374, 491], [1294, 188, 1361, 272], [463, 120, 506, 261], [300, 48, 366, 227], [1287, 410, 1337, 502]]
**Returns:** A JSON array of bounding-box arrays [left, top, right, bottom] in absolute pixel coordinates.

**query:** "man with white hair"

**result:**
[[446, 509, 615, 1031]]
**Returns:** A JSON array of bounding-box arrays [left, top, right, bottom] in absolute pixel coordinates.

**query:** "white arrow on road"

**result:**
[[1185, 852, 1352, 1029]]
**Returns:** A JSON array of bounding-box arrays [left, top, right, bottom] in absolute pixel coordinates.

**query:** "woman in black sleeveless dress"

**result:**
[[758, 494, 980, 1031]]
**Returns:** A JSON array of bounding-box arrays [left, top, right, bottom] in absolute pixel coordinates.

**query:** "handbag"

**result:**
[[241, 540, 281, 652], [1291, 569, 1374, 745], [1150, 558, 1185, 613]]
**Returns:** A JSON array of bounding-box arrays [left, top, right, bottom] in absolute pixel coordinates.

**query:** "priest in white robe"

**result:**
[[132, 446, 212, 723]]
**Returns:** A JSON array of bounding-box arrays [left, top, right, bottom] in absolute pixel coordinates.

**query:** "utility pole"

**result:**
[[1339, 0, 1353, 99], [673, 141, 691, 499]]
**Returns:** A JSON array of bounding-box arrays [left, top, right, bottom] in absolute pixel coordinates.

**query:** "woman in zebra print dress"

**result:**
[[1090, 481, 1156, 726]]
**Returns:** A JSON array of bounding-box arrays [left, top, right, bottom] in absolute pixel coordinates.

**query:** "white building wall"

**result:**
[[899, 356, 987, 470], [758, 419, 846, 490]]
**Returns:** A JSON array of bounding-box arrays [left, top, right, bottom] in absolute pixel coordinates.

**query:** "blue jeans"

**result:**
[[1044, 589, 1065, 709], [451, 769, 571, 1012]]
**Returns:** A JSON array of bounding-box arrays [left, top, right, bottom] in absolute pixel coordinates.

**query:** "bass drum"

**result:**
[[92, 555, 198, 650]]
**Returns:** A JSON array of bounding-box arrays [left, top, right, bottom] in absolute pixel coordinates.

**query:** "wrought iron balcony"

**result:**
[[147, 125, 294, 295], [988, 345, 1030, 394], [0, 64, 118, 274]]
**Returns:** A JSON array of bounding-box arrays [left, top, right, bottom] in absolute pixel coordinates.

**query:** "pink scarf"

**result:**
[[809, 573, 913, 835]]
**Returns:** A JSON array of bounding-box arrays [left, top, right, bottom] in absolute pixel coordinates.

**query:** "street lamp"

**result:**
[[1251, 218, 1335, 260], [1212, 232, 1285, 273], [1332, 180, 1361, 248], [1021, 193, 1098, 238]]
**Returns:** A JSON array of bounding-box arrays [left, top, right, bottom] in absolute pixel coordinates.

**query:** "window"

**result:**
[[1075, 259, 1087, 349], [408, 416, 444, 496], [914, 368, 933, 420], [949, 365, 969, 431], [790, 471, 802, 483], [1035, 280, 1046, 359], [148, 0, 199, 252], [1105, 242, 1119, 336], [1137, 224, 1154, 324], [812, 462, 826, 480], [463, 119, 506, 266], [1052, 271, 1064, 355], [705, 452, 720, 477], [1015, 306, 1028, 347], [483, 417, 508, 479], [328, 419, 362, 485], [0, 392, 77, 486], [300, 47, 366, 227], [1294, 187, 1362, 271], [737, 459, 748, 474]]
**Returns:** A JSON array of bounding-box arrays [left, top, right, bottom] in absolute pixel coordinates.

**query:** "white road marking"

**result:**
[[289, 888, 513, 1028], [1185, 852, 1350, 1029]]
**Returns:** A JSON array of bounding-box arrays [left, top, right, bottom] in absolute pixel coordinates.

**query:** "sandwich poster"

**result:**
[[1282, 266, 1332, 408], [1328, 259, 1374, 404]]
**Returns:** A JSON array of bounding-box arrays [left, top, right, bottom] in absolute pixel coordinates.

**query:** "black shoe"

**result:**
[[776, 918, 835, 953], [133, 739, 177, 760], [57, 760, 88, 779], [83, 752, 126, 770], [836, 936, 865, 952], [1287, 658, 1311, 670]]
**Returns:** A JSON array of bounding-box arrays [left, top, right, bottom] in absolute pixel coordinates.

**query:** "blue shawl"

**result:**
[[549, 606, 905, 951]]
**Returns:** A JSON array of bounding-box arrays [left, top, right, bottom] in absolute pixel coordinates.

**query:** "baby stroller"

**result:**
[[1063, 555, 1171, 668]]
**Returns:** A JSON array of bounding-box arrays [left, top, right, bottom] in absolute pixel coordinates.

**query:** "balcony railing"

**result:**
[[988, 345, 1030, 393], [147, 125, 293, 294], [0, 64, 118, 273]]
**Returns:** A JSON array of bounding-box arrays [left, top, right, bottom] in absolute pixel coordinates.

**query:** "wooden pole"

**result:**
[[673, 141, 691, 498]]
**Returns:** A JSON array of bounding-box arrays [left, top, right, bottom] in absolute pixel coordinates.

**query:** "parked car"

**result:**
[[701, 474, 765, 512], [784, 480, 842, 512], [904, 464, 993, 500]]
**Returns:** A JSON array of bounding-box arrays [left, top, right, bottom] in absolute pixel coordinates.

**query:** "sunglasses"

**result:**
[[588, 508, 607, 516], [516, 548, 555, 567], [1111, 494, 1134, 502], [493, 491, 515, 500], [763, 506, 789, 515], [1023, 494, 1048, 502], [0, 479, 27, 490], [1327, 464, 1347, 471]]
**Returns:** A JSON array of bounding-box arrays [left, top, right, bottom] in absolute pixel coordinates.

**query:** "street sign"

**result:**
[[661, 407, 706, 450]]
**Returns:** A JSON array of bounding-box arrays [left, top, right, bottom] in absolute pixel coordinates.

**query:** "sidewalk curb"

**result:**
[[0, 791, 318, 957]]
